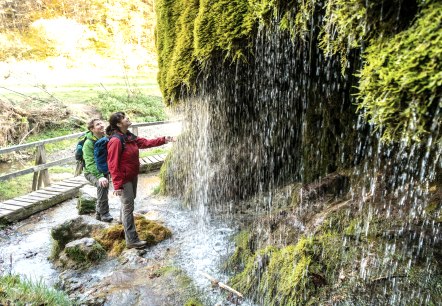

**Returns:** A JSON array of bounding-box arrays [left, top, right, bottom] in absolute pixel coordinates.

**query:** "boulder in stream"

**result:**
[[77, 186, 97, 215], [50, 216, 104, 259], [59, 237, 106, 269]]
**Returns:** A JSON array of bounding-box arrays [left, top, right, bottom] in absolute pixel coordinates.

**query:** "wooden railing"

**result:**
[[0, 121, 176, 190]]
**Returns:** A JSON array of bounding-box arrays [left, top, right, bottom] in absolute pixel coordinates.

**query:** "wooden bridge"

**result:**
[[0, 121, 175, 225]]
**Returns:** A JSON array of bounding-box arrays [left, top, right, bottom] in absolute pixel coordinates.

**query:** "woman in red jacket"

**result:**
[[106, 112, 173, 249]]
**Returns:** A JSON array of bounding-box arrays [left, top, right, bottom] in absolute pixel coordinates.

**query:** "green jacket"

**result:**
[[82, 131, 104, 178]]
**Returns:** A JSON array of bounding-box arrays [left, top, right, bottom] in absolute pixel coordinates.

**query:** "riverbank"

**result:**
[[0, 171, 253, 305]]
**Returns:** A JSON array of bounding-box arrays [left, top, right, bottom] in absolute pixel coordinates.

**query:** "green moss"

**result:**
[[156, 0, 259, 104], [76, 195, 96, 215], [64, 242, 106, 264], [319, 0, 366, 71], [230, 246, 277, 296], [230, 237, 319, 306], [357, 2, 442, 143], [225, 231, 253, 272], [93, 216, 172, 256], [184, 298, 204, 306]]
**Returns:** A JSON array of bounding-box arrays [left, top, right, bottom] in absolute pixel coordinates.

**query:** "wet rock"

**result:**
[[77, 187, 97, 215], [63, 238, 106, 264], [50, 216, 104, 259], [23, 250, 37, 258]]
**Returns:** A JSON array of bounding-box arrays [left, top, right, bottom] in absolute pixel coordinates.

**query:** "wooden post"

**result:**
[[32, 145, 50, 191]]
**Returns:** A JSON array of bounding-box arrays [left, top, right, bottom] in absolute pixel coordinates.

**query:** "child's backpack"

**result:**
[[94, 134, 125, 174], [74, 134, 87, 176]]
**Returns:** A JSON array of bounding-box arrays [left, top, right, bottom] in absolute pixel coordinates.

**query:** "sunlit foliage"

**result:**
[[0, 0, 156, 60]]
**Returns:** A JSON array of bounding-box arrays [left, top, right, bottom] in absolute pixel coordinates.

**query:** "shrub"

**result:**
[[90, 91, 167, 122]]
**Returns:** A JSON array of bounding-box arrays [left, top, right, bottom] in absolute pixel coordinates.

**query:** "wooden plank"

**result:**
[[155, 154, 164, 162], [0, 208, 12, 215], [0, 188, 79, 224], [0, 156, 76, 182], [18, 195, 48, 201], [65, 177, 88, 184], [56, 182, 83, 188], [34, 190, 60, 196], [44, 186, 73, 192], [130, 120, 177, 128], [0, 132, 83, 155], [3, 199, 31, 207], [0, 203, 23, 210], [146, 156, 157, 163], [151, 155, 163, 163], [140, 158, 149, 164], [45, 184, 73, 190], [26, 192, 53, 199], [13, 197, 36, 204]]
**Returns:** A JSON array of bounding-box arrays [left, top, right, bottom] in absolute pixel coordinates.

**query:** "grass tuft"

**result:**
[[0, 274, 72, 306]]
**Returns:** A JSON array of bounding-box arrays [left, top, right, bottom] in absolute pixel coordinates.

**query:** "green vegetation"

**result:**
[[139, 147, 169, 158], [93, 216, 172, 256], [0, 174, 33, 202], [357, 2, 442, 142], [184, 298, 204, 306], [89, 91, 166, 122], [228, 190, 442, 305], [156, 0, 258, 104], [155, 266, 204, 306], [26, 127, 81, 153], [0, 274, 72, 306], [156, 0, 440, 143]]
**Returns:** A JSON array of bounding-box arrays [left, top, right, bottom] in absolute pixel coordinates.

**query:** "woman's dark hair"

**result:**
[[105, 112, 125, 136]]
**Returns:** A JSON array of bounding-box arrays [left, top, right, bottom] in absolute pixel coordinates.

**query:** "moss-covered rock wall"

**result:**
[[157, 0, 440, 205], [155, 1, 441, 304]]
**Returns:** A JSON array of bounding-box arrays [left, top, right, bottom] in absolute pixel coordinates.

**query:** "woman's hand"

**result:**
[[113, 189, 123, 196], [165, 136, 175, 143]]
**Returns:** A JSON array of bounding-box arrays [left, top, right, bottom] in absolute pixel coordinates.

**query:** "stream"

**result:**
[[0, 172, 254, 305]]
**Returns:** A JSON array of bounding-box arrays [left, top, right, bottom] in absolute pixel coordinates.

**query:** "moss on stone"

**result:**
[[184, 298, 204, 306], [93, 216, 172, 256], [64, 240, 106, 265], [228, 195, 442, 305], [50, 217, 99, 259], [357, 2, 442, 143], [76, 193, 96, 215], [224, 230, 253, 272]]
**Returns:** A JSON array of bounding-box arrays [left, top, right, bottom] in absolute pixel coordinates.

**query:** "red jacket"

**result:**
[[107, 132, 166, 190]]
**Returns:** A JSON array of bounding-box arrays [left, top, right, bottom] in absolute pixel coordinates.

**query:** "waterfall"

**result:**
[[158, 0, 441, 304]]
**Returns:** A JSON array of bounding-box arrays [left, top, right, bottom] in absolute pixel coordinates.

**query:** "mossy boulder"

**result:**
[[77, 186, 96, 215], [59, 237, 106, 269], [93, 216, 172, 256], [50, 217, 103, 259]]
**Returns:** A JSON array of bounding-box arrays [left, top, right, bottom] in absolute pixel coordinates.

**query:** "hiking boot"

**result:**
[[126, 240, 147, 249], [96, 213, 113, 223]]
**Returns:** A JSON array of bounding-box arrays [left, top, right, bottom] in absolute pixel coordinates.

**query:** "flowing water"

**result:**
[[162, 7, 441, 304], [0, 173, 257, 305]]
